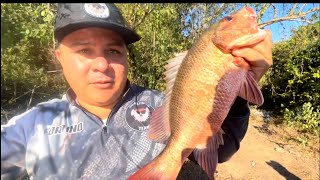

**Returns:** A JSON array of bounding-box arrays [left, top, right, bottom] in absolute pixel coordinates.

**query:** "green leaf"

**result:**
[[41, 10, 46, 16]]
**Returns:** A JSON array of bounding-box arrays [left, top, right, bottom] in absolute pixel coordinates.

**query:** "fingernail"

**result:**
[[233, 57, 242, 66], [232, 50, 241, 56]]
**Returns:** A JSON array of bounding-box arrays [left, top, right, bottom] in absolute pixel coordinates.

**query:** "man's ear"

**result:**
[[55, 48, 62, 63]]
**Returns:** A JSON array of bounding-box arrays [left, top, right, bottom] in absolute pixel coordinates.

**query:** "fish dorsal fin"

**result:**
[[193, 129, 225, 178], [147, 51, 188, 142], [164, 51, 187, 98], [239, 71, 264, 105]]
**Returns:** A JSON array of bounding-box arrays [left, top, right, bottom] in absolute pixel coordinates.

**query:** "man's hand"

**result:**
[[231, 30, 273, 82]]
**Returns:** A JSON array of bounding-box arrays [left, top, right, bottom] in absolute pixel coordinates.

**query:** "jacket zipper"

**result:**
[[102, 85, 131, 135]]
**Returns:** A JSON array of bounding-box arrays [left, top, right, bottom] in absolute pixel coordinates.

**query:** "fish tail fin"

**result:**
[[128, 159, 181, 180]]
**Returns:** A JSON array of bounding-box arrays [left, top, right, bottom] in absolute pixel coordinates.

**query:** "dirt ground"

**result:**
[[178, 108, 319, 180]]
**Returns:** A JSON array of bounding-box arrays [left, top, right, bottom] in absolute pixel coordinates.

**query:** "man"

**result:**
[[1, 3, 272, 180]]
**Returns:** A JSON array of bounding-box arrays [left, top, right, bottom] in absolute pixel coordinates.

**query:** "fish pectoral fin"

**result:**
[[193, 129, 224, 179], [238, 71, 264, 106], [147, 105, 171, 142]]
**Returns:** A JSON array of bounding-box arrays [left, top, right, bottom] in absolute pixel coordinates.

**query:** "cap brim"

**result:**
[[55, 22, 141, 45]]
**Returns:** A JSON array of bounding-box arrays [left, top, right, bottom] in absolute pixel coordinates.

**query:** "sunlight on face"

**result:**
[[55, 28, 129, 108]]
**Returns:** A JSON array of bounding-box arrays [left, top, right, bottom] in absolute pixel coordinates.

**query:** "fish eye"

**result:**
[[224, 16, 233, 21]]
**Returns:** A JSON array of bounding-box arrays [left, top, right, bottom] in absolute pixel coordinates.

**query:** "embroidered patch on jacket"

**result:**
[[84, 3, 110, 18], [125, 102, 154, 131], [45, 122, 83, 135]]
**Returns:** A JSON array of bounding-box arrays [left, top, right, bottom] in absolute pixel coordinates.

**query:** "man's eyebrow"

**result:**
[[107, 40, 126, 47], [69, 40, 125, 47], [69, 41, 91, 47]]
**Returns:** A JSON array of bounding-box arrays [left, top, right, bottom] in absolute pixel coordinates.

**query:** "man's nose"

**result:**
[[92, 56, 110, 72]]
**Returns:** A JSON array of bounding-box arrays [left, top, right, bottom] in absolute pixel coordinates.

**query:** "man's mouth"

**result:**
[[91, 80, 115, 89]]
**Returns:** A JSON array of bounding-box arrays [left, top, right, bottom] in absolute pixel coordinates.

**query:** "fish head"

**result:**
[[212, 6, 266, 53]]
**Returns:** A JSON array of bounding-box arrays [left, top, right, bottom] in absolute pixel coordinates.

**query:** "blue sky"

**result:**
[[257, 3, 319, 42], [183, 3, 319, 43]]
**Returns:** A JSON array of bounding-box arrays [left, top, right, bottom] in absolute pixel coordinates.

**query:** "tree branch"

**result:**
[[288, 3, 297, 16], [26, 85, 36, 111], [132, 5, 156, 30], [298, 3, 307, 13], [285, 19, 313, 24], [259, 7, 319, 28], [257, 3, 270, 22], [270, 3, 277, 19]]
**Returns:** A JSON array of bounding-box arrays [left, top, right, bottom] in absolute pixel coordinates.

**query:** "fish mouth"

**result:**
[[226, 29, 267, 50], [245, 7, 257, 16]]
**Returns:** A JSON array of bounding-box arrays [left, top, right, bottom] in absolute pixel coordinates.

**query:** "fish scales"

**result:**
[[129, 6, 267, 180]]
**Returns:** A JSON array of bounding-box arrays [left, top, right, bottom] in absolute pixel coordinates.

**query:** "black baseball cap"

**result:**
[[54, 3, 141, 44]]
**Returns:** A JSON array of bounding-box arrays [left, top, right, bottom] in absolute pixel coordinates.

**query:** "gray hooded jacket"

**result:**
[[1, 83, 249, 180]]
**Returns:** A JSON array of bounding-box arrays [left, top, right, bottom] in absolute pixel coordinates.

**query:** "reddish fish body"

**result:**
[[129, 6, 267, 180]]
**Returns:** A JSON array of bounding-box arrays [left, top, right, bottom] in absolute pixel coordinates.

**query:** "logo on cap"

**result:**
[[84, 3, 110, 19]]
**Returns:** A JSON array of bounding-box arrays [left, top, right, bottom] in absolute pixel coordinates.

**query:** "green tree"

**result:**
[[261, 22, 320, 134], [117, 4, 190, 90], [1, 3, 66, 109], [1, 3, 319, 125]]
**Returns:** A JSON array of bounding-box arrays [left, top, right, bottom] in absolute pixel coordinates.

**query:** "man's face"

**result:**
[[55, 27, 128, 108]]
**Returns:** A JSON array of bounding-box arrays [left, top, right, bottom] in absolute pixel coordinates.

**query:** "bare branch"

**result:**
[[289, 3, 297, 16], [2, 89, 35, 108], [270, 3, 277, 19], [259, 7, 319, 28], [285, 19, 313, 24], [26, 85, 36, 111], [298, 3, 307, 12], [218, 3, 225, 10], [257, 3, 269, 22], [216, 3, 227, 16], [304, 6, 320, 15], [259, 4, 270, 16]]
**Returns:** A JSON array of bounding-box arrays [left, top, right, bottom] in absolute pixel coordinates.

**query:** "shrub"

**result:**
[[284, 102, 320, 135], [261, 22, 320, 134]]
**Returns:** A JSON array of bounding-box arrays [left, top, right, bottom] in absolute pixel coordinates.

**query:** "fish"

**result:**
[[129, 6, 268, 180]]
